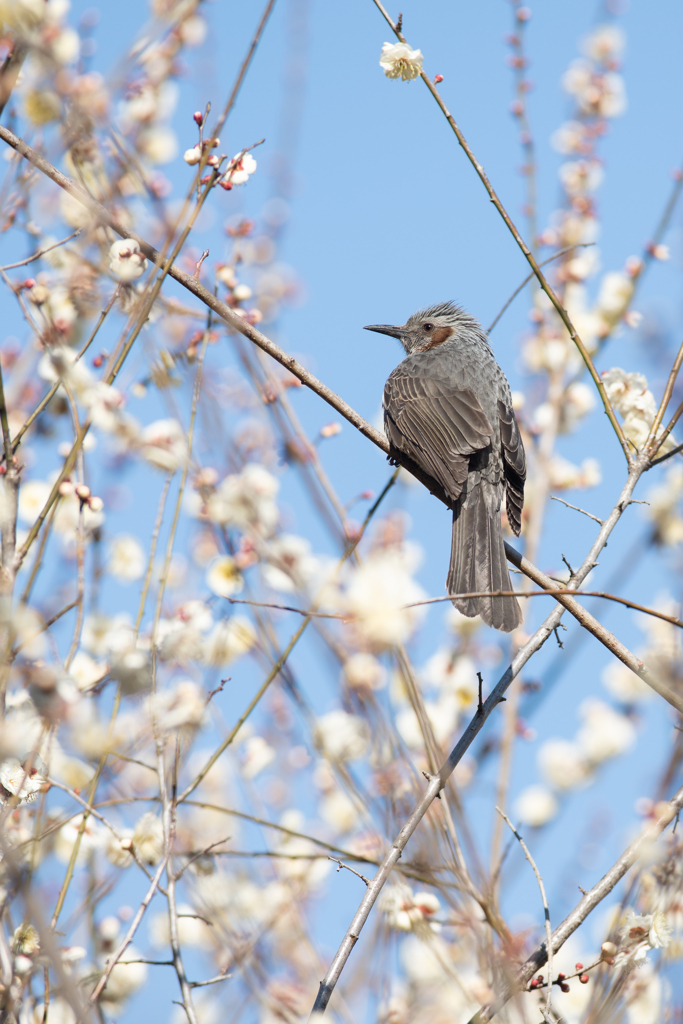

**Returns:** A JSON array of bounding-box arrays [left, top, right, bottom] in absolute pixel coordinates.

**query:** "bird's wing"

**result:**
[[497, 398, 526, 537], [383, 372, 492, 500]]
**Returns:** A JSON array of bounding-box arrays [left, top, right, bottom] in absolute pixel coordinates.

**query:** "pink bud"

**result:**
[[193, 111, 203, 125], [433, 74, 443, 84], [575, 963, 583, 971], [579, 974, 589, 984]]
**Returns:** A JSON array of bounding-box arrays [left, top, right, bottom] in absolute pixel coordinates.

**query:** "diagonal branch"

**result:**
[[370, 0, 632, 463], [469, 781, 683, 1023]]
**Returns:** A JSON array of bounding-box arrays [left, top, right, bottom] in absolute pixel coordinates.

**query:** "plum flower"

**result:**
[[0, 754, 47, 804], [109, 239, 148, 282], [379, 883, 441, 932], [379, 41, 424, 81], [616, 911, 672, 964]]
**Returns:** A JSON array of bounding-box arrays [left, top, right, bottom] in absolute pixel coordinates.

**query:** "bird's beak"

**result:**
[[363, 324, 405, 339]]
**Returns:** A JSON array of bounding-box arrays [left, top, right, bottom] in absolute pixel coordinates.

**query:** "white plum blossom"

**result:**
[[344, 544, 426, 650], [646, 466, 683, 546], [538, 739, 591, 791], [617, 911, 672, 964], [0, 754, 47, 804], [583, 24, 626, 62], [379, 42, 424, 81], [107, 534, 146, 582], [597, 271, 634, 325], [140, 418, 187, 471], [551, 120, 589, 155], [153, 680, 207, 732], [241, 735, 276, 778], [132, 812, 164, 865], [202, 616, 256, 666], [206, 463, 279, 535], [105, 831, 134, 869], [68, 651, 107, 692], [547, 455, 601, 490], [110, 647, 152, 695], [262, 534, 319, 592], [315, 711, 370, 762], [422, 650, 477, 707], [206, 555, 244, 597], [602, 368, 675, 452], [514, 785, 558, 827], [379, 883, 441, 931], [577, 698, 636, 764], [221, 151, 257, 188], [559, 159, 603, 196], [603, 661, 654, 704], [184, 145, 202, 165], [109, 239, 148, 282], [342, 652, 385, 692], [18, 480, 51, 524]]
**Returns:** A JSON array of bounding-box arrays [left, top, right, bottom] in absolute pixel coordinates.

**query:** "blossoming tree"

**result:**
[[0, 2, 680, 1023]]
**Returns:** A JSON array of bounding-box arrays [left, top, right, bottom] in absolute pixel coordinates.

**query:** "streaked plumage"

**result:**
[[365, 302, 526, 632]]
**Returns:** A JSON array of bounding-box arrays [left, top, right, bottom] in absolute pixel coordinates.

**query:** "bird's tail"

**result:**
[[447, 483, 522, 633]]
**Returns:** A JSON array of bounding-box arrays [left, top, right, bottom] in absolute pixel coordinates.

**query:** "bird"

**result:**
[[364, 301, 526, 632]]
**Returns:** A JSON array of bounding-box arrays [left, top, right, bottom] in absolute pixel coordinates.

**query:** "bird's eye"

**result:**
[[423, 323, 433, 332]]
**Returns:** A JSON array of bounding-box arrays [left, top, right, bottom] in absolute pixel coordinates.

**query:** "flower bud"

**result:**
[[601, 941, 617, 959], [58, 480, 74, 497], [193, 111, 203, 125], [74, 484, 91, 501], [560, 983, 570, 993], [88, 495, 104, 513], [434, 74, 443, 84], [579, 974, 589, 984]]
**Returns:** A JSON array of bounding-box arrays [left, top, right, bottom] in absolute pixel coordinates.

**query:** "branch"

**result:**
[[370, 0, 632, 463], [470, 782, 683, 1023], [496, 808, 553, 1020]]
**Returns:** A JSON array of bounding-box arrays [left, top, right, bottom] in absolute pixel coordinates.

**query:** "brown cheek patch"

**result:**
[[420, 326, 454, 351]]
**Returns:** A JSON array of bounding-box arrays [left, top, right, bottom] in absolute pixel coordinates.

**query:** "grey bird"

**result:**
[[365, 302, 526, 632]]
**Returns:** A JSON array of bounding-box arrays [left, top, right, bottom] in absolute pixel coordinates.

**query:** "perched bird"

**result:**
[[365, 302, 526, 632]]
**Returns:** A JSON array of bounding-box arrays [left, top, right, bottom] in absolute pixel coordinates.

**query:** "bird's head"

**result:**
[[364, 301, 486, 355]]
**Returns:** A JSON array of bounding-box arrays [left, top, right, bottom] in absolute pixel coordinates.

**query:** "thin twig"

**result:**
[[496, 808, 553, 1019], [550, 494, 603, 525], [0, 230, 81, 270], [487, 244, 595, 334]]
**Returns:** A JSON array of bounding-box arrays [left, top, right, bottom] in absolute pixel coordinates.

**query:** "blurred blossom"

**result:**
[[140, 418, 188, 471], [241, 735, 276, 778], [109, 239, 148, 282], [110, 647, 152, 695], [108, 534, 146, 582], [577, 698, 636, 764], [344, 545, 426, 650], [202, 615, 256, 666], [646, 466, 683, 545], [206, 555, 244, 597], [379, 883, 441, 932], [559, 381, 596, 432], [596, 271, 634, 326], [262, 534, 320, 592], [158, 600, 212, 665], [379, 42, 424, 81], [538, 739, 591, 791], [547, 455, 601, 490], [551, 120, 589, 155], [603, 659, 655, 704], [422, 650, 477, 706], [105, 831, 134, 869], [82, 613, 135, 657], [55, 813, 103, 863], [132, 812, 164, 865], [319, 789, 359, 833], [342, 652, 385, 692], [314, 710, 370, 762], [562, 60, 626, 118], [514, 784, 558, 827], [395, 695, 459, 750], [18, 480, 51, 524], [559, 159, 603, 196], [583, 24, 626, 63], [445, 606, 482, 638], [206, 463, 279, 535], [153, 680, 207, 732], [67, 651, 106, 692]]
